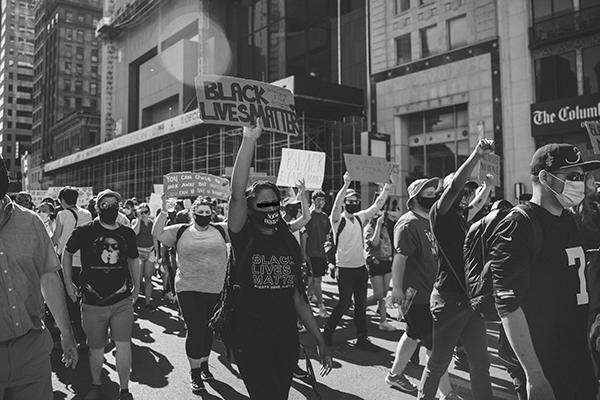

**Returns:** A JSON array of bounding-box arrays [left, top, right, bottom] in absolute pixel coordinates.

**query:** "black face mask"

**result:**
[[416, 196, 438, 210], [250, 209, 281, 228], [99, 204, 119, 224], [194, 215, 211, 227], [345, 203, 361, 214]]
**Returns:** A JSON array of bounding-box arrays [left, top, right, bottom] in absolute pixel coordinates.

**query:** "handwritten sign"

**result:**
[[344, 154, 391, 183], [276, 148, 326, 190], [195, 75, 301, 136], [582, 120, 600, 154], [479, 154, 501, 187], [148, 193, 162, 216], [45, 187, 94, 207], [163, 172, 231, 200]]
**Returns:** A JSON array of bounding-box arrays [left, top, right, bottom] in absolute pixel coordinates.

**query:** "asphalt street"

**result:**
[[51, 276, 518, 400]]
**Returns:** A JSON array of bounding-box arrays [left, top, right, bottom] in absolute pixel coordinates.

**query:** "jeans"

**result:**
[[418, 289, 493, 400], [326, 266, 368, 339], [177, 291, 219, 359]]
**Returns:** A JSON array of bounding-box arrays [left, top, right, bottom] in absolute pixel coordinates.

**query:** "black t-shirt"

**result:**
[[490, 202, 594, 376], [229, 221, 303, 346], [66, 220, 139, 306], [430, 202, 469, 296]]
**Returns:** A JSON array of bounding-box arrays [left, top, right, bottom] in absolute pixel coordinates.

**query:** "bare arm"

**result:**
[[61, 250, 77, 301], [228, 118, 263, 233], [131, 216, 141, 235], [438, 139, 494, 216], [152, 210, 174, 247], [362, 183, 392, 222], [128, 257, 141, 300], [331, 171, 352, 224], [51, 213, 63, 246], [467, 176, 493, 222], [289, 180, 312, 232], [391, 253, 409, 303], [365, 218, 383, 247]]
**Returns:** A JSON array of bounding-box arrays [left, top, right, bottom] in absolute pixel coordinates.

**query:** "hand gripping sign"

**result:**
[[195, 75, 301, 136]]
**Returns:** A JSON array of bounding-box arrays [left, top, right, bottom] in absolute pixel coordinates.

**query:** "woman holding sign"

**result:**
[[227, 118, 333, 399]]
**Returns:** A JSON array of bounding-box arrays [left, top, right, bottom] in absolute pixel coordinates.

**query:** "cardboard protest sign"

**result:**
[[343, 154, 391, 183], [276, 148, 326, 190], [582, 120, 600, 154], [479, 154, 501, 187], [195, 75, 301, 136], [45, 187, 93, 207], [163, 172, 231, 200]]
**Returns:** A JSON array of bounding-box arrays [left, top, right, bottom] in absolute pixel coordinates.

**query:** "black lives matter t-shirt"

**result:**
[[430, 202, 469, 297], [489, 203, 595, 384], [66, 220, 139, 306], [229, 221, 302, 346]]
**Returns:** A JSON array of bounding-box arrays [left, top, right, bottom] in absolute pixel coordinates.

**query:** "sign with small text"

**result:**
[[344, 154, 391, 183], [163, 172, 230, 200], [45, 187, 94, 207], [479, 154, 501, 187], [195, 75, 301, 136], [276, 148, 326, 190]]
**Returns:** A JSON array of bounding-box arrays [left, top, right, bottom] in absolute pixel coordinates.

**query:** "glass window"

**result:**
[[581, 0, 599, 9], [395, 0, 410, 14], [420, 25, 438, 58], [64, 78, 70, 91], [448, 15, 467, 50], [535, 51, 577, 101], [65, 28, 72, 40], [65, 12, 72, 22], [395, 33, 411, 65], [583, 45, 600, 95], [532, 0, 573, 22]]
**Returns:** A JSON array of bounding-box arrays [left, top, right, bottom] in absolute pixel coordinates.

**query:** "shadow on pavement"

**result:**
[[206, 380, 249, 400], [128, 343, 174, 388], [134, 302, 186, 338], [291, 379, 364, 400]]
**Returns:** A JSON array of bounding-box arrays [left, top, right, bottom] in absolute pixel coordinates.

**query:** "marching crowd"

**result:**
[[2, 117, 600, 400]]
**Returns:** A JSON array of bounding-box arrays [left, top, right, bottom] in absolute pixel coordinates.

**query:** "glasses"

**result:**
[[557, 172, 586, 182], [140, 210, 149, 214], [98, 201, 118, 210]]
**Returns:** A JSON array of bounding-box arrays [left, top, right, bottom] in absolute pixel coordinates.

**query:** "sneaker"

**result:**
[[322, 328, 333, 346], [385, 372, 417, 393], [441, 392, 465, 400], [378, 321, 398, 331], [118, 389, 133, 400], [292, 364, 309, 379], [200, 361, 214, 381], [318, 305, 328, 318], [190, 369, 206, 393], [354, 338, 381, 352], [84, 385, 103, 400]]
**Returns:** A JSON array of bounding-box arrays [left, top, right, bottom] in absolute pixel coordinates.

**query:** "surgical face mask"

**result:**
[[250, 209, 281, 228], [416, 195, 438, 210], [194, 214, 212, 227], [545, 173, 585, 209]]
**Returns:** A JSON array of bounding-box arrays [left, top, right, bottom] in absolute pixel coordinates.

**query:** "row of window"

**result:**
[[532, 0, 598, 23], [394, 0, 436, 15], [63, 79, 98, 96], [0, 121, 31, 130], [394, 14, 467, 65], [535, 45, 600, 101]]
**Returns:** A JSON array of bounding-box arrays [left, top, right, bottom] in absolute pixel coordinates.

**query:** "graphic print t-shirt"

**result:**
[[229, 221, 302, 344], [489, 202, 594, 378], [66, 220, 139, 306]]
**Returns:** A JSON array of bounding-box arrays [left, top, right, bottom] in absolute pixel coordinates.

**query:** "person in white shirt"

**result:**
[[323, 171, 393, 351]]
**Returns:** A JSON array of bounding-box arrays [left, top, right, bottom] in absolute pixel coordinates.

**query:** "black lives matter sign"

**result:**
[[195, 75, 301, 136]]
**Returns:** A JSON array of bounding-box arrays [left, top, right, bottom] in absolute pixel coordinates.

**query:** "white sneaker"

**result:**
[[318, 305, 328, 318], [378, 321, 398, 331]]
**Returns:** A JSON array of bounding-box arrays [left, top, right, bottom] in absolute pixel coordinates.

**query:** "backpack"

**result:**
[[462, 204, 543, 320], [324, 215, 362, 267], [173, 223, 227, 251]]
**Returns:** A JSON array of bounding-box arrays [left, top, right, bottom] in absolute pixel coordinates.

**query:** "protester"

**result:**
[[153, 196, 229, 393], [323, 172, 393, 351], [489, 144, 598, 400], [364, 209, 397, 331], [132, 202, 159, 311], [305, 190, 330, 317], [0, 156, 79, 399], [62, 189, 140, 400], [39, 201, 56, 237], [418, 139, 494, 400], [15, 191, 33, 209], [227, 118, 332, 399], [124, 199, 136, 223]]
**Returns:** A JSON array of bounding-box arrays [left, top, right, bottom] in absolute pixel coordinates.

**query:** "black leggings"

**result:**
[[177, 291, 219, 359]]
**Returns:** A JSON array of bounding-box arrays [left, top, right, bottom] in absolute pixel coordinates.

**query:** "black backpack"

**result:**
[[173, 223, 227, 251], [324, 215, 362, 267], [462, 204, 542, 320]]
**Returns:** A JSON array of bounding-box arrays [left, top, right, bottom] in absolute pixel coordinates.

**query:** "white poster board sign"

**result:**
[[276, 148, 326, 190]]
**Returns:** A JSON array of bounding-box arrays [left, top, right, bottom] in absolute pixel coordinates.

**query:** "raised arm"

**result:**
[[131, 215, 141, 235], [365, 216, 384, 247], [437, 139, 494, 216], [228, 118, 264, 233], [330, 171, 352, 224], [289, 179, 312, 232], [152, 198, 176, 247], [362, 182, 392, 221]]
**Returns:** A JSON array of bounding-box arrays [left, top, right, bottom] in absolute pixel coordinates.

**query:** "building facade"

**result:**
[[45, 0, 370, 200], [0, 0, 34, 189], [30, 0, 102, 190]]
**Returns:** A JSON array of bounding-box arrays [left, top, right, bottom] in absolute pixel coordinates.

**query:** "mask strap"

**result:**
[[542, 172, 564, 197]]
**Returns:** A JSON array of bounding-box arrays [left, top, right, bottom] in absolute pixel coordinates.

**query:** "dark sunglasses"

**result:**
[[98, 201, 118, 210], [256, 201, 280, 209]]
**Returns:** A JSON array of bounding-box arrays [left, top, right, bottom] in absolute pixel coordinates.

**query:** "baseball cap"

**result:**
[[442, 173, 478, 191], [344, 189, 359, 200], [530, 143, 600, 175], [96, 189, 121, 204], [406, 177, 439, 208]]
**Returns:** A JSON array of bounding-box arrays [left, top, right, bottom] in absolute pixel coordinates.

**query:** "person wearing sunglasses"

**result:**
[[227, 118, 332, 399], [489, 144, 599, 400], [132, 203, 159, 311], [62, 189, 140, 400]]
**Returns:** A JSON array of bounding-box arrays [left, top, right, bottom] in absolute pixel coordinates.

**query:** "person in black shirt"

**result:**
[[490, 144, 599, 400], [228, 118, 332, 400], [418, 139, 494, 400]]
